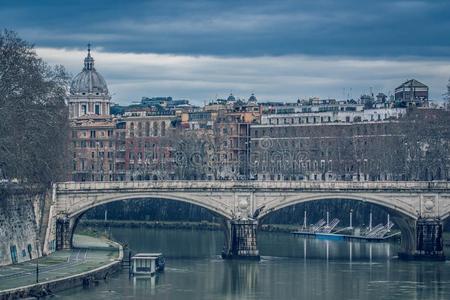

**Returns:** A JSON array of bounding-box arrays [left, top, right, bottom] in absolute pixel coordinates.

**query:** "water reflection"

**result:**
[[222, 261, 259, 296], [132, 275, 157, 296], [260, 233, 395, 261]]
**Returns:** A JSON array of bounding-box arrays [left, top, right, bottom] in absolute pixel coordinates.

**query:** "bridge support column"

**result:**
[[399, 217, 445, 261], [56, 217, 74, 250], [222, 219, 260, 260]]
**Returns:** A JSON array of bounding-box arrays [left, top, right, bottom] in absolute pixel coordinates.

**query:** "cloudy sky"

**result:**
[[2, 0, 450, 104]]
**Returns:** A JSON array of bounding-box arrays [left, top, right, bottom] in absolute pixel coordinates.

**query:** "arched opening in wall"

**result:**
[[145, 122, 150, 137], [69, 198, 228, 258], [257, 198, 416, 259], [153, 122, 159, 136], [161, 121, 166, 136]]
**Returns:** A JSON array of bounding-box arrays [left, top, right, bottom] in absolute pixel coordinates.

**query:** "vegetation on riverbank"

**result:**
[[79, 219, 222, 231], [79, 219, 305, 233]]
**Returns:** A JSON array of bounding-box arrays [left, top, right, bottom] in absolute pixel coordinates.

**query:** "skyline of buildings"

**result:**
[[68, 48, 450, 183]]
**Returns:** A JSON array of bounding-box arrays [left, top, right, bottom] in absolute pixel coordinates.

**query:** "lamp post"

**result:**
[[35, 237, 40, 284], [349, 209, 353, 229]]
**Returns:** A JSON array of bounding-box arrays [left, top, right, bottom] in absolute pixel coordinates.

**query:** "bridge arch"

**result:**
[[257, 193, 418, 220], [56, 193, 233, 250], [256, 193, 419, 254], [67, 193, 234, 220]]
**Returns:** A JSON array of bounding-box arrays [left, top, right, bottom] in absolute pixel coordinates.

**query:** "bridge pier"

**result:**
[[222, 219, 260, 260], [399, 217, 445, 261], [56, 217, 75, 250]]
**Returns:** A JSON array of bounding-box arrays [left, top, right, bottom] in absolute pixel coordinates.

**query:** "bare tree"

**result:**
[[0, 30, 70, 186]]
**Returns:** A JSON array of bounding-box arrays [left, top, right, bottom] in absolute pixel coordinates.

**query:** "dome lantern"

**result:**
[[84, 43, 94, 71]]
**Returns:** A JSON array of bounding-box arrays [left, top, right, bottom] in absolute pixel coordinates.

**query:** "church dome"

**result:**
[[227, 93, 236, 102], [70, 46, 109, 95], [248, 93, 257, 102]]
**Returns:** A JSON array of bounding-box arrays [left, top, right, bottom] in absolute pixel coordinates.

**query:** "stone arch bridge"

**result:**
[[45, 181, 450, 260]]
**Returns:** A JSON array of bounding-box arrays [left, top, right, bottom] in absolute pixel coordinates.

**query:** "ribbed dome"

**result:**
[[227, 93, 236, 102], [248, 93, 257, 102], [70, 46, 109, 95]]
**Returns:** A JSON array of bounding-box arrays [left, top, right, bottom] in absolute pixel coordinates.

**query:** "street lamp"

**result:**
[[349, 209, 353, 229], [35, 237, 40, 283]]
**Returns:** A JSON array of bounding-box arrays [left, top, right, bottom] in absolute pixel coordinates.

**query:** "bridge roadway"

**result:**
[[47, 180, 450, 260]]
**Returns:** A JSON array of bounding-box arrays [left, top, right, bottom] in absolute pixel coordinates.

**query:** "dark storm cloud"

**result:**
[[2, 0, 450, 57]]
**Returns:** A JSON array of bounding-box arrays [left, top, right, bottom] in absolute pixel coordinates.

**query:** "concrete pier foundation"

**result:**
[[56, 218, 74, 250], [222, 219, 260, 260]]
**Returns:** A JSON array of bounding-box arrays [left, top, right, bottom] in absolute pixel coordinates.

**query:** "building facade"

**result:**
[[68, 51, 449, 182], [394, 79, 429, 108]]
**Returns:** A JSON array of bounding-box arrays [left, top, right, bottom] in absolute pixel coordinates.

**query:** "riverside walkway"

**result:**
[[0, 235, 120, 294]]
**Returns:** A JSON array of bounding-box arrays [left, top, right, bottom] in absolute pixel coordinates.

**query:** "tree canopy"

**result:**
[[0, 30, 70, 186]]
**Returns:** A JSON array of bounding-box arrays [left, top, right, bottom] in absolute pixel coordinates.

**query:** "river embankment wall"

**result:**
[[0, 185, 51, 266]]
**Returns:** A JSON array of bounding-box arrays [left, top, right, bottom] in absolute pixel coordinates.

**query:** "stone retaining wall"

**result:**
[[0, 187, 50, 266]]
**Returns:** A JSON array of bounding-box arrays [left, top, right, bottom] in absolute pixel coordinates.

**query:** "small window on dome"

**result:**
[[96, 93, 99, 95], [82, 93, 85, 95]]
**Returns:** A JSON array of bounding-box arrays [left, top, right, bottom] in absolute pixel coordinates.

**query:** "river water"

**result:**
[[56, 227, 450, 300]]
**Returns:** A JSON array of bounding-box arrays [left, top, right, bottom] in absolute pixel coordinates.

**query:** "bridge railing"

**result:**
[[55, 180, 450, 191]]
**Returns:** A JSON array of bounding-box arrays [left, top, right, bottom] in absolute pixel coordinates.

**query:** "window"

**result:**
[[138, 122, 142, 137], [145, 122, 150, 136], [95, 104, 100, 115], [161, 122, 166, 136], [90, 130, 96, 138], [153, 122, 159, 136]]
